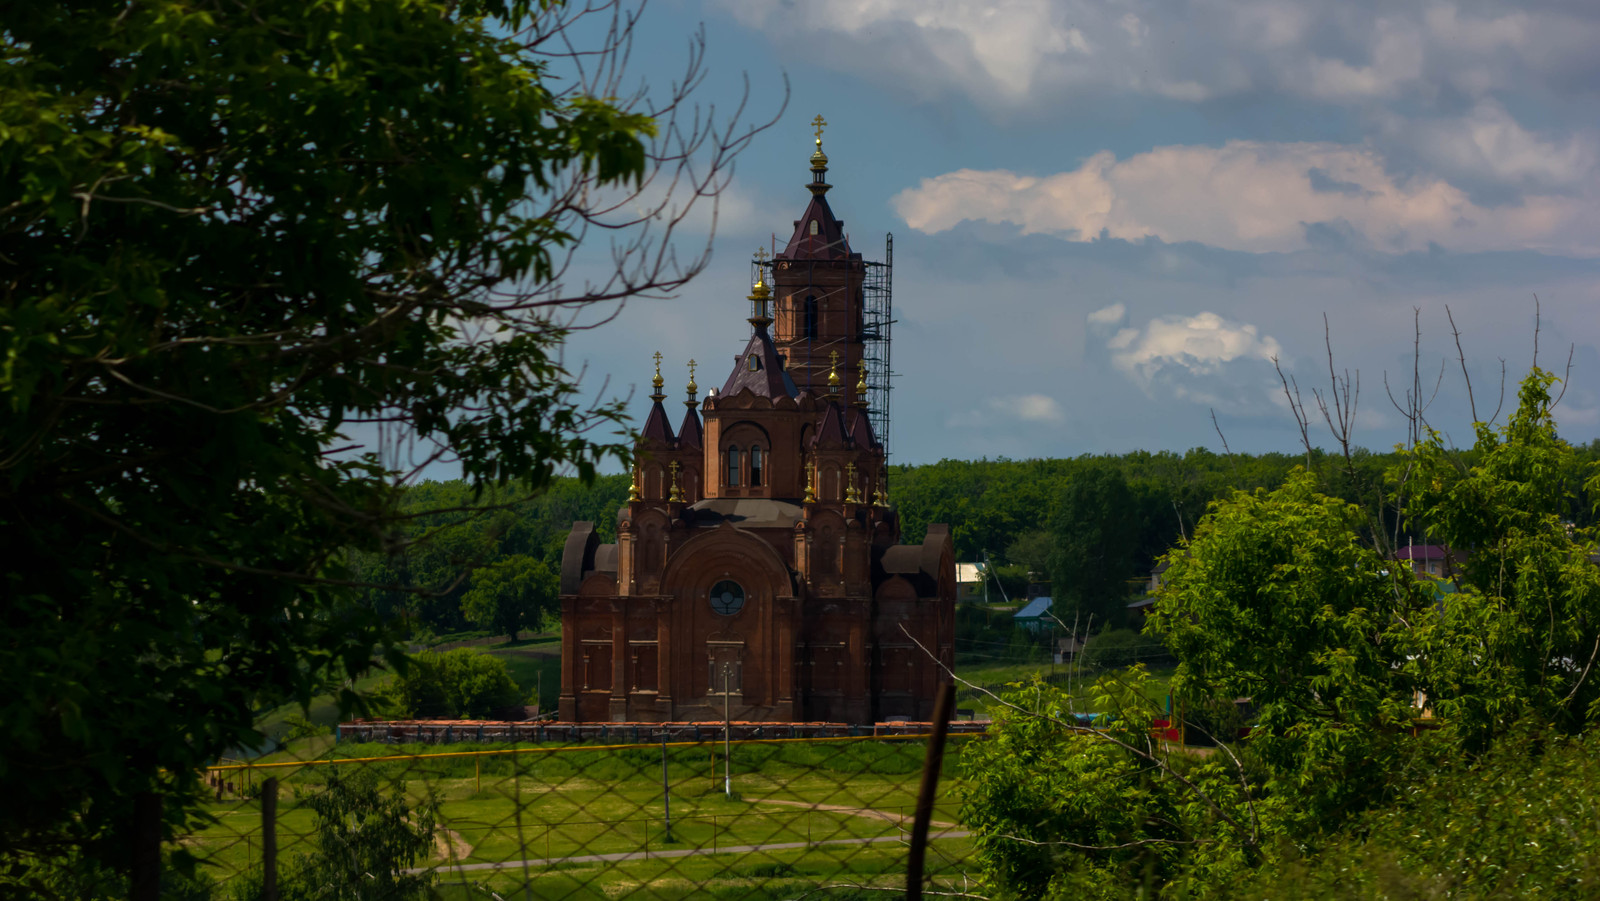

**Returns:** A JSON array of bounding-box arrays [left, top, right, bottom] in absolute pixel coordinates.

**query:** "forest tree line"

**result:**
[[359, 438, 1600, 642]]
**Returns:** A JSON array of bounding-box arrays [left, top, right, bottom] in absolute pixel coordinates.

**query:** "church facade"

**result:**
[[557, 128, 955, 724]]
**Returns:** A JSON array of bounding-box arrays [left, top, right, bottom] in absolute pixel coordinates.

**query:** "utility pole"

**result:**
[[723, 664, 733, 797], [660, 734, 673, 843]]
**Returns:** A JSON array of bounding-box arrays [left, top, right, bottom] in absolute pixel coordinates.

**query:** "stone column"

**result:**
[[558, 596, 578, 721], [609, 600, 627, 722], [656, 597, 674, 721]]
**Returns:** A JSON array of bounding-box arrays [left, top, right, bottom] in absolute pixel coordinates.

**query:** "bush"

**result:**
[[1084, 628, 1161, 670], [372, 648, 521, 719]]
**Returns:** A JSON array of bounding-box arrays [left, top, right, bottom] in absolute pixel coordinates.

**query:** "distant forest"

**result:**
[[358, 442, 1600, 641]]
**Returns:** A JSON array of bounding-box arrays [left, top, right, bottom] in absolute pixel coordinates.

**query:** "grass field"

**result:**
[[193, 736, 978, 898]]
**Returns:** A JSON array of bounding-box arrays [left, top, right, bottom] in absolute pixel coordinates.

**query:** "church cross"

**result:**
[[811, 114, 827, 143], [754, 247, 769, 264]]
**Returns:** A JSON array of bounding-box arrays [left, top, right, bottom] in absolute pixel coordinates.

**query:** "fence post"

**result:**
[[130, 791, 162, 901], [475, 755, 481, 795], [906, 682, 956, 901], [262, 777, 279, 901]]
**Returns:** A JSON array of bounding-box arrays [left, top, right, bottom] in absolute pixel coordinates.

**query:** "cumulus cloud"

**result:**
[[1378, 101, 1598, 195], [891, 140, 1600, 256], [998, 394, 1066, 423], [1087, 302, 1127, 326], [715, 0, 1600, 110], [1088, 310, 1285, 411], [946, 393, 1066, 428]]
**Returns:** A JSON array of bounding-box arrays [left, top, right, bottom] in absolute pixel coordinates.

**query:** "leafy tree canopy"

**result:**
[[0, 0, 755, 882]]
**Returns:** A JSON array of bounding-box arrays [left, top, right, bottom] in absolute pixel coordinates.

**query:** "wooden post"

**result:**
[[262, 777, 279, 901], [906, 682, 955, 901], [130, 792, 161, 901]]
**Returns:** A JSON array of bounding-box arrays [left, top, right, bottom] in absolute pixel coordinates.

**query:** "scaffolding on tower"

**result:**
[[750, 232, 894, 460], [861, 232, 893, 460]]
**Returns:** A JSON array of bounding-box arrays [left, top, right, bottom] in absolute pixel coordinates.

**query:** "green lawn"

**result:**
[[187, 736, 975, 896]]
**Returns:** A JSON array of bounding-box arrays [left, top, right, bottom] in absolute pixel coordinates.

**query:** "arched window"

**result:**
[[749, 446, 764, 487], [804, 296, 818, 340], [808, 219, 819, 236], [726, 446, 742, 487]]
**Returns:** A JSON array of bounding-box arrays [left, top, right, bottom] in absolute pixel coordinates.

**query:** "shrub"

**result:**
[[372, 649, 521, 719]]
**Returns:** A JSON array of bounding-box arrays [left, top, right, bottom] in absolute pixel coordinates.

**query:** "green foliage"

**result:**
[[460, 554, 558, 640], [1082, 629, 1162, 671], [1048, 463, 1142, 628], [1153, 471, 1432, 827], [226, 769, 437, 901], [959, 369, 1600, 899], [0, 0, 690, 878], [373, 649, 522, 720], [959, 674, 1256, 900]]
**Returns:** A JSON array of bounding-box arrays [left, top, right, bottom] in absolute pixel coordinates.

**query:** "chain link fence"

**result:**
[[181, 709, 978, 900]]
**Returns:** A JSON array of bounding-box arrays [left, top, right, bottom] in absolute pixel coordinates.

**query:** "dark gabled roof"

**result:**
[[719, 326, 798, 400], [640, 399, 676, 444], [678, 406, 703, 449], [1396, 544, 1450, 561], [845, 405, 879, 449], [779, 194, 856, 261], [811, 402, 851, 449]]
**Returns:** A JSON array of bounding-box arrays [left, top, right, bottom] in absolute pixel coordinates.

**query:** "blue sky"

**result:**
[[555, 0, 1600, 467]]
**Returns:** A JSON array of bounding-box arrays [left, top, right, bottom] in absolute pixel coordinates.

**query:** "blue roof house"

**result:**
[[1013, 596, 1054, 634]]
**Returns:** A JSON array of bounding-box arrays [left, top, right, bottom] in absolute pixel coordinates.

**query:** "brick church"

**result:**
[[557, 124, 956, 724]]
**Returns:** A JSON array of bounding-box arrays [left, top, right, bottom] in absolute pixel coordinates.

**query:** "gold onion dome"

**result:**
[[650, 350, 665, 401], [827, 350, 842, 389], [685, 359, 698, 407], [854, 361, 869, 405]]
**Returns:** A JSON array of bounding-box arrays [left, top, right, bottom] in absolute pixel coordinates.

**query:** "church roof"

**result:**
[[779, 193, 857, 262], [677, 405, 703, 449], [811, 401, 852, 449], [845, 405, 879, 449], [688, 497, 805, 528], [640, 399, 676, 444], [719, 326, 798, 400]]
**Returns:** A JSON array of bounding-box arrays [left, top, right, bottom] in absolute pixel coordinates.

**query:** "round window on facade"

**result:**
[[709, 580, 746, 616]]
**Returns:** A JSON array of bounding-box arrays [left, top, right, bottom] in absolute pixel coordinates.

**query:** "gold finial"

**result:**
[[844, 461, 860, 504], [668, 460, 684, 503], [874, 470, 889, 507], [854, 361, 869, 407], [807, 115, 831, 194], [650, 350, 665, 401], [628, 464, 642, 502], [827, 351, 841, 391], [685, 359, 698, 408], [804, 458, 817, 504]]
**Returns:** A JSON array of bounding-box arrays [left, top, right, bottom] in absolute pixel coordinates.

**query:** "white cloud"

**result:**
[[1380, 101, 1598, 193], [1087, 302, 1126, 326], [716, 0, 1600, 110], [996, 393, 1066, 423], [945, 392, 1066, 428], [1109, 312, 1283, 384], [891, 140, 1600, 256]]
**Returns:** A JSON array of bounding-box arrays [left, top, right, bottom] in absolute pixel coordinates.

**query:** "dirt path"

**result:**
[[749, 797, 959, 830], [417, 830, 972, 874], [433, 826, 474, 861]]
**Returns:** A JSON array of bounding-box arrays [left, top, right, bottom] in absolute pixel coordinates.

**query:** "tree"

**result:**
[[960, 368, 1600, 897], [372, 648, 523, 720], [1047, 463, 1141, 628], [0, 0, 768, 884], [460, 554, 558, 640]]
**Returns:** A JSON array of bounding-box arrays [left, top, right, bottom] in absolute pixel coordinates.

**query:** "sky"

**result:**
[[552, 0, 1600, 468]]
